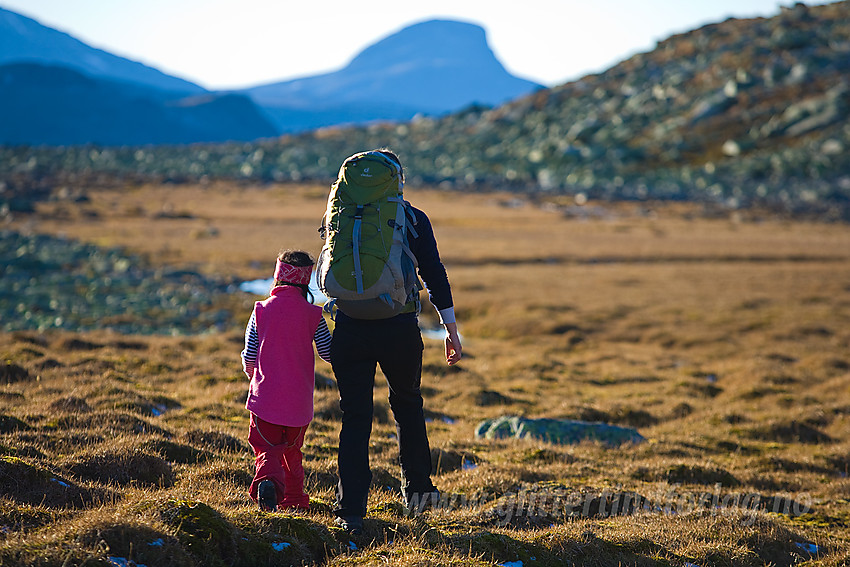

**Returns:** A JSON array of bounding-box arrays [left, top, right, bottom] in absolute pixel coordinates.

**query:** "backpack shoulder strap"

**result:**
[[399, 199, 419, 239]]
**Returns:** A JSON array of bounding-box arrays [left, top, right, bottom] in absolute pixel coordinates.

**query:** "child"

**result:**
[[241, 250, 332, 512]]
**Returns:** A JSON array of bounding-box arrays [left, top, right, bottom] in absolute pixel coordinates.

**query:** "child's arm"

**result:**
[[241, 311, 259, 377], [314, 317, 332, 364]]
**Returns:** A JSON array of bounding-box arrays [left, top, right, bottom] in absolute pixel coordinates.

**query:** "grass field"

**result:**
[[1, 181, 849, 566]]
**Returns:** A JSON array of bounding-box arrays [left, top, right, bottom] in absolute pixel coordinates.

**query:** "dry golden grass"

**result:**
[[1, 181, 849, 566]]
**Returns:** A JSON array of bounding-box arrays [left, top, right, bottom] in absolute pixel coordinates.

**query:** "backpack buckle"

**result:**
[[323, 299, 338, 321]]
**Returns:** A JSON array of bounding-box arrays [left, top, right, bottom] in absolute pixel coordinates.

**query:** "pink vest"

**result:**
[[245, 286, 323, 426]]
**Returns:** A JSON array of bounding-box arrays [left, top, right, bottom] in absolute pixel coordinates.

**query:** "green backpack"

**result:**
[[316, 151, 422, 319]]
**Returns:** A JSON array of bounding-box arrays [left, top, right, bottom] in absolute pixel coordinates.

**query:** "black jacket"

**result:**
[[408, 206, 453, 311]]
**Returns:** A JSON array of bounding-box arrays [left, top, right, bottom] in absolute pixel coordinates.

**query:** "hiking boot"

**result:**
[[334, 515, 363, 535], [406, 489, 441, 515], [258, 480, 277, 512]]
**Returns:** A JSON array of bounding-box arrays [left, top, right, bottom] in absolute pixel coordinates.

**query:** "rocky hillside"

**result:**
[[4, 1, 850, 218]]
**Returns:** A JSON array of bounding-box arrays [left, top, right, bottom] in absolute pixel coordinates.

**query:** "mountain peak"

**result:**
[[246, 18, 541, 131], [346, 19, 493, 70]]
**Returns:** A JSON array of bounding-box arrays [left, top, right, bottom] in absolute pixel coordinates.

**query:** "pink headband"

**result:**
[[274, 260, 312, 286]]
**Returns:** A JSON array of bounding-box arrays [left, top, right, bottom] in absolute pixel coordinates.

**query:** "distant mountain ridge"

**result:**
[[0, 7, 204, 94], [246, 20, 543, 132], [0, 63, 278, 145], [0, 11, 542, 143], [0, 7, 279, 144]]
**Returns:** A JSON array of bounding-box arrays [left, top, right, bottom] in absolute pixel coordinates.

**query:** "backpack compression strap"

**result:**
[[352, 205, 365, 293]]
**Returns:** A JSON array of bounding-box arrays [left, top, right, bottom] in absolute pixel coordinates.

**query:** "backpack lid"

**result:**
[[339, 151, 402, 194]]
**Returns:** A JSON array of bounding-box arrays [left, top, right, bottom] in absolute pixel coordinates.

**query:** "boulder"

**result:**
[[475, 416, 645, 447]]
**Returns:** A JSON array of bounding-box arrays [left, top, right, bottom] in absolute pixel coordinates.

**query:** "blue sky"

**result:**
[[0, 0, 837, 90]]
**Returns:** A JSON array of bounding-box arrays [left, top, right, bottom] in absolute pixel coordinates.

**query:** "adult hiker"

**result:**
[[317, 149, 461, 534]]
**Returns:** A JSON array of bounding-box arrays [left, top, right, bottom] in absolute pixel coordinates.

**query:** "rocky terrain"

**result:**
[[5, 2, 849, 219], [0, 231, 241, 334]]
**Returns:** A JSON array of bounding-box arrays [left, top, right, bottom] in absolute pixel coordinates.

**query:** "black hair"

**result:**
[[278, 249, 314, 267]]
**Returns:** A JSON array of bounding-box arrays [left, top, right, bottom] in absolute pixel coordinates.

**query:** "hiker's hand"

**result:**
[[444, 322, 462, 366]]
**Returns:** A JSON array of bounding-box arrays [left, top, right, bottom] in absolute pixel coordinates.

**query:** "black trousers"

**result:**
[[331, 312, 435, 518]]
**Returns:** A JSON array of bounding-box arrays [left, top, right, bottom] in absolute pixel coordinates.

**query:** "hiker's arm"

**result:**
[[411, 209, 454, 314], [412, 209, 461, 365], [241, 311, 258, 377], [314, 317, 332, 364]]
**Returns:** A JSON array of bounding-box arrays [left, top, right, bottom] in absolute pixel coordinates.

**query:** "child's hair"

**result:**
[[272, 249, 315, 303]]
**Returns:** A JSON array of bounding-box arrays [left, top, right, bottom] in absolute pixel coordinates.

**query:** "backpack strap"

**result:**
[[389, 197, 419, 239], [352, 205, 365, 294], [405, 201, 419, 239], [388, 197, 407, 241]]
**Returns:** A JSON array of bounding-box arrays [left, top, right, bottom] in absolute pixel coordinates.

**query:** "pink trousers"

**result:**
[[247, 413, 309, 509]]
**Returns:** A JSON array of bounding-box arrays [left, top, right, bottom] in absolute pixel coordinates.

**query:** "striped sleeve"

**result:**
[[314, 317, 332, 363], [241, 311, 258, 377]]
